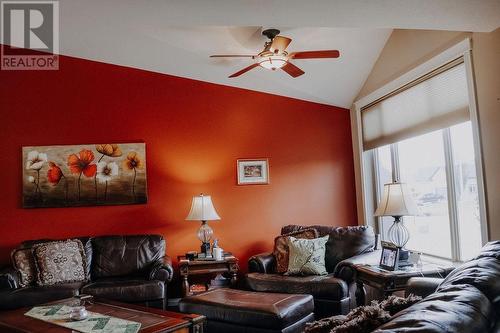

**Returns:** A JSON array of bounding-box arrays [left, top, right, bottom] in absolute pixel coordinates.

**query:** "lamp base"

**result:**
[[201, 242, 211, 256]]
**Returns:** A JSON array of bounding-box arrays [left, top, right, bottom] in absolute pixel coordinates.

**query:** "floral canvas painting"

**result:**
[[22, 143, 147, 208]]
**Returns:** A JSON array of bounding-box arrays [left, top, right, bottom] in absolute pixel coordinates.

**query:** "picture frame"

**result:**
[[237, 159, 269, 185], [379, 241, 400, 271]]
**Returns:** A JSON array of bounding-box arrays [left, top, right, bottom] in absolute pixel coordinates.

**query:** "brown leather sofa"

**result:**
[[372, 240, 500, 332], [0, 235, 173, 311], [246, 224, 376, 318]]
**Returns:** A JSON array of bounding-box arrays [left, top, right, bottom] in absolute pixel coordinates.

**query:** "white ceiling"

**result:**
[[60, 24, 391, 107], [8, 1, 500, 107]]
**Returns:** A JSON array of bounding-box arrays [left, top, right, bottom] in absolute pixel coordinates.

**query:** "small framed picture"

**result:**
[[379, 241, 400, 271], [237, 159, 269, 185]]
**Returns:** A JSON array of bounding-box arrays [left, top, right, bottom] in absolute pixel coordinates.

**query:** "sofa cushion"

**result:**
[[437, 240, 500, 314], [91, 235, 165, 279], [21, 237, 93, 278], [81, 277, 164, 302], [274, 228, 318, 274], [281, 225, 375, 273], [32, 240, 87, 286], [0, 282, 82, 311], [286, 235, 329, 276], [246, 272, 348, 300], [11, 248, 37, 287], [373, 284, 494, 333], [179, 288, 314, 330]]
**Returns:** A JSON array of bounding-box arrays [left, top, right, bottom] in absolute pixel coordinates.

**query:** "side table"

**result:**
[[354, 262, 454, 306], [178, 255, 239, 297]]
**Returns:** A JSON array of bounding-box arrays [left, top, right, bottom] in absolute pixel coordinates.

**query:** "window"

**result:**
[[450, 122, 482, 260], [356, 41, 486, 262], [373, 121, 482, 261]]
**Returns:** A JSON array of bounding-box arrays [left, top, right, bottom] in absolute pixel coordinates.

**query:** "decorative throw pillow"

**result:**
[[33, 239, 87, 286], [11, 248, 37, 287], [286, 235, 328, 276], [273, 228, 319, 273]]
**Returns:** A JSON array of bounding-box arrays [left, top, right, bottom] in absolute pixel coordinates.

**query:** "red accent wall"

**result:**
[[0, 54, 357, 269]]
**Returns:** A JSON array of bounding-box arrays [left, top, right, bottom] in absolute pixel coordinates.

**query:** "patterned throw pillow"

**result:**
[[286, 235, 329, 276], [33, 239, 87, 286], [11, 248, 37, 287], [273, 228, 319, 274]]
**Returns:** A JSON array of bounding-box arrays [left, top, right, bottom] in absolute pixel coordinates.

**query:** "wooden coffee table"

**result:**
[[0, 298, 205, 333]]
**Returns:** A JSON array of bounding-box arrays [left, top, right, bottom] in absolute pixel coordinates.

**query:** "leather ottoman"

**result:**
[[179, 289, 314, 333]]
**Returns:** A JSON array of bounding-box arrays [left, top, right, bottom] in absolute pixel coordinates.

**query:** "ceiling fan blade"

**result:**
[[228, 63, 260, 78], [289, 50, 340, 59], [270, 36, 292, 54], [281, 62, 305, 78], [210, 55, 256, 58]]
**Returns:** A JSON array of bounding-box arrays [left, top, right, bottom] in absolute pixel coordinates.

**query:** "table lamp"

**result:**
[[374, 182, 418, 262], [185, 193, 221, 256]]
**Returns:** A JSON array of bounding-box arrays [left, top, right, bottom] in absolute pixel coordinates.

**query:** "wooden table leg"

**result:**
[[182, 275, 190, 297], [230, 272, 237, 287], [355, 280, 366, 307], [229, 263, 238, 287]]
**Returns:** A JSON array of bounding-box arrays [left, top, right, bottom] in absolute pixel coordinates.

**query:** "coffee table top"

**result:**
[[0, 298, 204, 333]]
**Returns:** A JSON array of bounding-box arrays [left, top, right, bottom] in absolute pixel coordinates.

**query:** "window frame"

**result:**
[[351, 38, 488, 262], [372, 125, 480, 262]]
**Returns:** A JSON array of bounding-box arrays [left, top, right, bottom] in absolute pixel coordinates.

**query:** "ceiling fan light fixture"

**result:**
[[258, 55, 287, 70]]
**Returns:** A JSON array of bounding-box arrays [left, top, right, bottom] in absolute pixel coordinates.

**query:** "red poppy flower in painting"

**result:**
[[67, 149, 97, 200], [47, 162, 63, 185], [67, 150, 97, 177]]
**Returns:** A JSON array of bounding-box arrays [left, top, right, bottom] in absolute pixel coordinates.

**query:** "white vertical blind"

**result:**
[[361, 61, 469, 151]]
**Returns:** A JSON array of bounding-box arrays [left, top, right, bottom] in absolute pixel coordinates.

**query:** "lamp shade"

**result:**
[[185, 194, 221, 221], [374, 182, 418, 217]]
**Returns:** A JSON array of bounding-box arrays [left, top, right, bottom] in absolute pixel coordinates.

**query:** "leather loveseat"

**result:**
[[0, 235, 173, 311], [371, 240, 500, 332], [246, 224, 376, 318]]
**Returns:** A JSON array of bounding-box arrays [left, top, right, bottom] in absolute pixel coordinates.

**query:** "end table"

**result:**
[[178, 255, 239, 297], [354, 262, 454, 306]]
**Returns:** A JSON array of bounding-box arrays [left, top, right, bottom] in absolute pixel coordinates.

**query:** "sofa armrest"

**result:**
[[405, 277, 443, 298], [333, 250, 381, 283], [149, 256, 174, 283], [0, 265, 19, 290], [248, 252, 276, 274]]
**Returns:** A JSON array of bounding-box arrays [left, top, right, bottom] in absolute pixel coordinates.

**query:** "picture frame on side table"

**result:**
[[237, 159, 269, 185], [379, 241, 400, 271]]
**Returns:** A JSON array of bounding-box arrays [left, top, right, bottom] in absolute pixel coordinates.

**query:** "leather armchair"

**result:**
[[404, 277, 443, 298], [334, 250, 382, 284], [248, 252, 276, 274], [0, 234, 173, 311], [0, 266, 20, 290], [246, 225, 376, 318], [149, 255, 174, 283]]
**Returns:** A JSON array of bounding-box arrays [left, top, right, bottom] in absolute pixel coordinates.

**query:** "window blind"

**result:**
[[361, 59, 469, 151]]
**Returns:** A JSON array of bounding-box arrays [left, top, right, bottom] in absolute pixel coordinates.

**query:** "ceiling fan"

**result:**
[[210, 28, 340, 78]]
